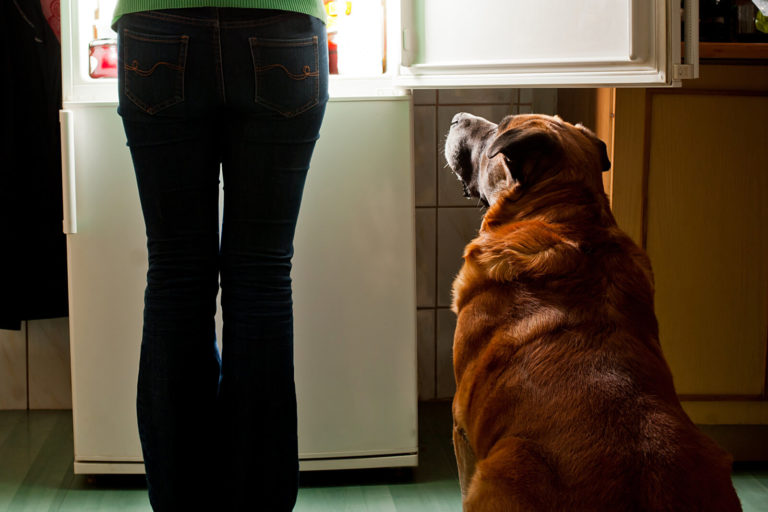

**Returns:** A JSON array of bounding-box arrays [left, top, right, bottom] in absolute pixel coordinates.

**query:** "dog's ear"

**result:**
[[486, 128, 557, 161], [486, 128, 560, 185], [576, 124, 611, 172]]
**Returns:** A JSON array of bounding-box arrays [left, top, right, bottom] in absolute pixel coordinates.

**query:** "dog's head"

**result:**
[[444, 113, 611, 208]]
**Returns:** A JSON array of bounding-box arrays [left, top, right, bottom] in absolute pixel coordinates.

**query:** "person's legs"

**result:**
[[119, 8, 328, 509], [216, 10, 329, 510], [117, 10, 223, 510]]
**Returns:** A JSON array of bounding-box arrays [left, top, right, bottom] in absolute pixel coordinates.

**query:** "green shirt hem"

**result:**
[[112, 0, 326, 28]]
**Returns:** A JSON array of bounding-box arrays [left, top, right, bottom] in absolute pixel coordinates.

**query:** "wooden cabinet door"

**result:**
[[612, 66, 768, 457], [645, 91, 768, 399]]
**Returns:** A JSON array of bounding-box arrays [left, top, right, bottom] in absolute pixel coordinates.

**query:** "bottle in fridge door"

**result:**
[[86, 0, 117, 78]]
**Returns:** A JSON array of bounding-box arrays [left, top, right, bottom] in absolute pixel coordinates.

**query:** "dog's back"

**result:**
[[454, 194, 741, 511], [447, 113, 741, 512]]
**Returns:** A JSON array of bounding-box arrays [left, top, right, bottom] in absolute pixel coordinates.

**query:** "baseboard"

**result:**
[[697, 425, 768, 462]]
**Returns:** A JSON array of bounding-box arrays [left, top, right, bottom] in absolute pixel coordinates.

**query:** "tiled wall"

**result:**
[[0, 88, 558, 409], [413, 88, 558, 400]]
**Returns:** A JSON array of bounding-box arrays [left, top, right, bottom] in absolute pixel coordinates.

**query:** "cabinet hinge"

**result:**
[[673, 64, 695, 80], [401, 29, 414, 67]]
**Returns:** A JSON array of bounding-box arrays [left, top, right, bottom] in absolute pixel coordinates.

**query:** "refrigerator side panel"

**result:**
[[65, 98, 418, 472], [66, 104, 146, 464], [293, 97, 418, 461], [65, 104, 225, 469]]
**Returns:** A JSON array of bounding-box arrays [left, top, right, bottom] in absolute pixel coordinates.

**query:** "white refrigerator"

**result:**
[[61, 0, 698, 474]]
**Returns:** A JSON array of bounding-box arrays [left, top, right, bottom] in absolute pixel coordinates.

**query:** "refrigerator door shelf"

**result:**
[[398, 0, 697, 88]]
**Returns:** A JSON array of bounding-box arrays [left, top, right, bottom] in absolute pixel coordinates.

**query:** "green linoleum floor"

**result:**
[[0, 402, 766, 511]]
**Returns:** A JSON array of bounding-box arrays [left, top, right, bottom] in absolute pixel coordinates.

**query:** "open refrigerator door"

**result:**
[[398, 0, 698, 88]]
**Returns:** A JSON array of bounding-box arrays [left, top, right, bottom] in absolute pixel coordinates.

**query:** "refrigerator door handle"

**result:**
[[684, 0, 700, 79], [674, 0, 700, 81], [60, 109, 78, 234]]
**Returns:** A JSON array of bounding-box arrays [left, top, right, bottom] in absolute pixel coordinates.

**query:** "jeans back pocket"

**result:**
[[123, 29, 188, 115], [250, 36, 319, 118]]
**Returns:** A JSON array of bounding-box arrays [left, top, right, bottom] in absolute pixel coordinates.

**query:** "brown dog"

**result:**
[[444, 113, 741, 512]]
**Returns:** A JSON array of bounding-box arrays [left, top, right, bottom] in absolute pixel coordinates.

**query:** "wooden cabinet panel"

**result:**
[[612, 88, 648, 246], [613, 65, 768, 440], [646, 92, 768, 397]]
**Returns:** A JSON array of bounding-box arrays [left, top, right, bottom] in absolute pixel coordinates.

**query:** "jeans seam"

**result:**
[[122, 32, 184, 44], [214, 11, 226, 103], [133, 11, 215, 26], [220, 14, 292, 28]]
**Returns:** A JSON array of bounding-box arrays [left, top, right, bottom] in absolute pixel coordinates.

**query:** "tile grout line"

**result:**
[[433, 90, 440, 400], [25, 321, 29, 411]]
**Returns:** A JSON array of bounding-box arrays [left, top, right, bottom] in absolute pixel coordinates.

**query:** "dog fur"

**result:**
[[444, 113, 742, 512]]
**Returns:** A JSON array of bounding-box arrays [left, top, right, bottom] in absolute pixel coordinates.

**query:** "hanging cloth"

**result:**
[[0, 0, 68, 330]]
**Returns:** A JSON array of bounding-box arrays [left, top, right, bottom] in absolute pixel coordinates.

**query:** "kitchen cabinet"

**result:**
[[612, 62, 768, 460]]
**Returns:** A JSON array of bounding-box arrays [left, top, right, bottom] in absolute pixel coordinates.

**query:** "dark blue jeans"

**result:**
[[116, 8, 328, 511]]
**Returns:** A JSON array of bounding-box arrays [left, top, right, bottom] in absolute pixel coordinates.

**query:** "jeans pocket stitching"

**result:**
[[123, 30, 189, 115], [250, 36, 320, 118]]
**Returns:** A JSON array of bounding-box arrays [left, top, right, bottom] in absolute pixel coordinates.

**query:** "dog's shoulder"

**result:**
[[467, 219, 583, 281], [452, 219, 583, 312]]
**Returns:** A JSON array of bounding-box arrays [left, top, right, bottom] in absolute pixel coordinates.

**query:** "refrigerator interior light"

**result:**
[[325, 0, 387, 76]]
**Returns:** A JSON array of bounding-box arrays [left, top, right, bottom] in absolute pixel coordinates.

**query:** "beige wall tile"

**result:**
[[519, 88, 534, 104], [438, 89, 518, 105], [533, 89, 558, 115], [412, 89, 437, 105], [436, 207, 483, 308], [0, 324, 27, 410], [414, 105, 437, 207], [436, 309, 457, 399], [518, 104, 534, 114], [28, 318, 72, 410], [416, 208, 437, 308], [437, 104, 517, 206], [417, 309, 436, 401]]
